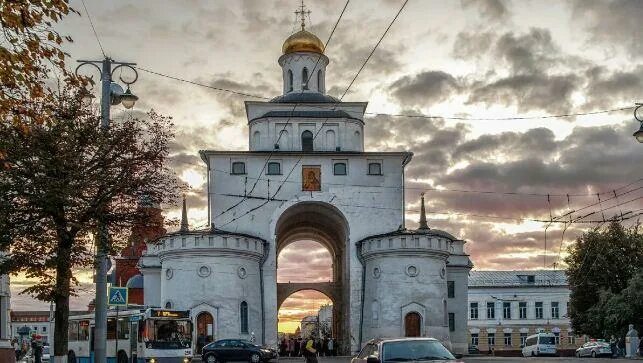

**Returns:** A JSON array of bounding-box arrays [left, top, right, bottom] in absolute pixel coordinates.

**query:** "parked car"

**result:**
[[467, 344, 480, 354], [351, 338, 463, 363], [576, 341, 612, 358], [202, 339, 277, 363]]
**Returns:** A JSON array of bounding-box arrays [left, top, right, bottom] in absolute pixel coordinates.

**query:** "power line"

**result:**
[[79, 0, 106, 57], [212, 0, 352, 221], [218, 0, 411, 226], [137, 68, 634, 122], [199, 166, 642, 199]]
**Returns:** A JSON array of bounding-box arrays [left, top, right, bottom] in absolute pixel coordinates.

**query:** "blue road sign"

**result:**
[[108, 287, 128, 306]]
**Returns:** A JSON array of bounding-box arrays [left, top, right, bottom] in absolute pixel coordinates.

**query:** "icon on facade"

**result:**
[[302, 166, 321, 191]]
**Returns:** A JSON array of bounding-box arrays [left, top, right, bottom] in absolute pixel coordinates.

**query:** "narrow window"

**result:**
[[253, 131, 261, 148], [448, 313, 455, 332], [535, 302, 543, 319], [240, 301, 249, 333], [231, 161, 246, 175], [487, 302, 495, 319], [551, 302, 559, 319], [267, 162, 281, 175], [447, 281, 455, 298], [302, 67, 309, 89], [519, 302, 527, 319], [325, 129, 336, 150], [488, 333, 495, 346], [471, 333, 479, 346], [287, 70, 293, 92], [470, 302, 478, 320], [368, 162, 382, 175], [317, 70, 323, 92], [333, 162, 347, 175], [503, 302, 511, 319], [301, 130, 313, 151], [520, 333, 528, 347], [504, 333, 512, 346]]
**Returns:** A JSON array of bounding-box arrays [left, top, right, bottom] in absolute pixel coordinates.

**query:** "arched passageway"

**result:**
[[275, 202, 349, 354], [196, 312, 214, 353]]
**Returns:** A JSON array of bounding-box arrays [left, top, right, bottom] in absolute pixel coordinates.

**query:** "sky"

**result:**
[[9, 0, 643, 331]]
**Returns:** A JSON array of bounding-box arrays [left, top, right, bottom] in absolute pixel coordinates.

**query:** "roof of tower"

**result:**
[[282, 29, 325, 54], [269, 92, 339, 103]]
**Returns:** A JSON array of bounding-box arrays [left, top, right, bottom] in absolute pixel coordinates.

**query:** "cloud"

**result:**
[[461, 0, 510, 21], [467, 73, 580, 114], [452, 31, 496, 60], [389, 71, 462, 108], [571, 0, 643, 58], [583, 65, 643, 109]]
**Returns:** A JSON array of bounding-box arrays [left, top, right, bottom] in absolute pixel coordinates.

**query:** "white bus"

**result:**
[[67, 308, 193, 363], [521, 332, 557, 357]]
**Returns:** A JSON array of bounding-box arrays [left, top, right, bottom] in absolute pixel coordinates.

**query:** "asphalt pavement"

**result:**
[[192, 356, 639, 363]]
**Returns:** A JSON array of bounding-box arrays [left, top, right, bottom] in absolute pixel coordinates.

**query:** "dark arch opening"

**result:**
[[302, 67, 309, 89], [275, 202, 349, 354], [288, 69, 293, 92], [301, 130, 313, 151]]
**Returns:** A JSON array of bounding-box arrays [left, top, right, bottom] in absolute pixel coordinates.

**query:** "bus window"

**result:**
[[139, 320, 145, 342], [79, 320, 90, 341], [107, 318, 116, 340], [68, 321, 79, 341]]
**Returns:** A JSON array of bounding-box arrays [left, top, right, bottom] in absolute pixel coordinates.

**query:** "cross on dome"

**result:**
[[295, 0, 311, 31]]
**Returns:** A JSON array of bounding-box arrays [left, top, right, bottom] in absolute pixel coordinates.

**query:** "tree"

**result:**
[[564, 220, 643, 338], [1, 0, 78, 125], [0, 85, 181, 361]]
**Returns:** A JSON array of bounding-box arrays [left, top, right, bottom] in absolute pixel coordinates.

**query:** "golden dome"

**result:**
[[282, 30, 325, 54]]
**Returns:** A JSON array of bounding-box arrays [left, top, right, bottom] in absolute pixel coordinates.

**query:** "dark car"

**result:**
[[351, 338, 463, 363], [202, 339, 277, 363]]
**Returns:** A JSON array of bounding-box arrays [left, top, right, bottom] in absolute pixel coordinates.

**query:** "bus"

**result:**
[[521, 332, 557, 357], [67, 307, 193, 363]]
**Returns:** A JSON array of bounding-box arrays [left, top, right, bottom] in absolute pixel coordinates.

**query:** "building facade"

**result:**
[[467, 270, 584, 355], [10, 311, 53, 344], [140, 15, 472, 354]]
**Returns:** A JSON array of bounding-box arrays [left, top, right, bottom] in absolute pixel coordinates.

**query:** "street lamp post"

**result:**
[[633, 103, 643, 143], [75, 58, 138, 363]]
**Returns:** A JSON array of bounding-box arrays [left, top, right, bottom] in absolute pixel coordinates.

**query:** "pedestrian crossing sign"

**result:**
[[108, 287, 128, 306]]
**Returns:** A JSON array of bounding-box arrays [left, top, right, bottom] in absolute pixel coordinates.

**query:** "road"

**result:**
[[192, 357, 636, 363]]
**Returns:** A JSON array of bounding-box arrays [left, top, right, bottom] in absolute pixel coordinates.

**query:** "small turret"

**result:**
[[418, 193, 429, 230], [180, 194, 189, 232]]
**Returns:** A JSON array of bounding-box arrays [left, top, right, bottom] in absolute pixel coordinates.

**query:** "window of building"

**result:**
[[267, 162, 281, 175], [333, 162, 347, 175], [448, 313, 455, 332], [317, 70, 323, 92], [368, 162, 382, 175], [567, 335, 575, 345], [231, 161, 246, 175], [503, 302, 511, 319], [165, 301, 172, 309], [551, 302, 559, 319], [301, 130, 314, 151], [566, 301, 570, 317], [488, 333, 495, 346], [287, 70, 293, 92], [554, 332, 560, 345], [519, 302, 527, 319], [504, 333, 512, 346], [520, 333, 528, 347], [447, 281, 455, 298], [471, 333, 479, 346], [535, 302, 543, 319], [487, 302, 495, 320], [302, 67, 309, 89], [42, 326, 46, 332], [470, 302, 479, 320], [240, 301, 249, 334]]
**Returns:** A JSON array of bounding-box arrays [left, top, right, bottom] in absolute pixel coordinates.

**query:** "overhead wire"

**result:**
[[219, 0, 410, 228], [212, 0, 352, 222], [79, 0, 107, 58], [137, 67, 634, 122]]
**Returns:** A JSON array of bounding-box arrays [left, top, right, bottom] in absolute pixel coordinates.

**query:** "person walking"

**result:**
[[294, 338, 300, 357], [328, 338, 334, 356], [304, 336, 318, 363], [610, 335, 617, 358], [13, 339, 20, 360], [287, 338, 294, 357]]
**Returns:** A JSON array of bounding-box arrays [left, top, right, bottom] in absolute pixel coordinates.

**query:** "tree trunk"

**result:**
[[53, 233, 73, 363]]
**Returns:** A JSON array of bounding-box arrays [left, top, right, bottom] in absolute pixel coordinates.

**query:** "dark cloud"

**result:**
[[453, 128, 557, 161], [467, 73, 580, 114], [572, 0, 643, 58], [493, 28, 559, 73], [389, 71, 462, 108], [205, 73, 278, 118], [583, 65, 643, 109], [461, 0, 510, 21], [452, 31, 496, 60]]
